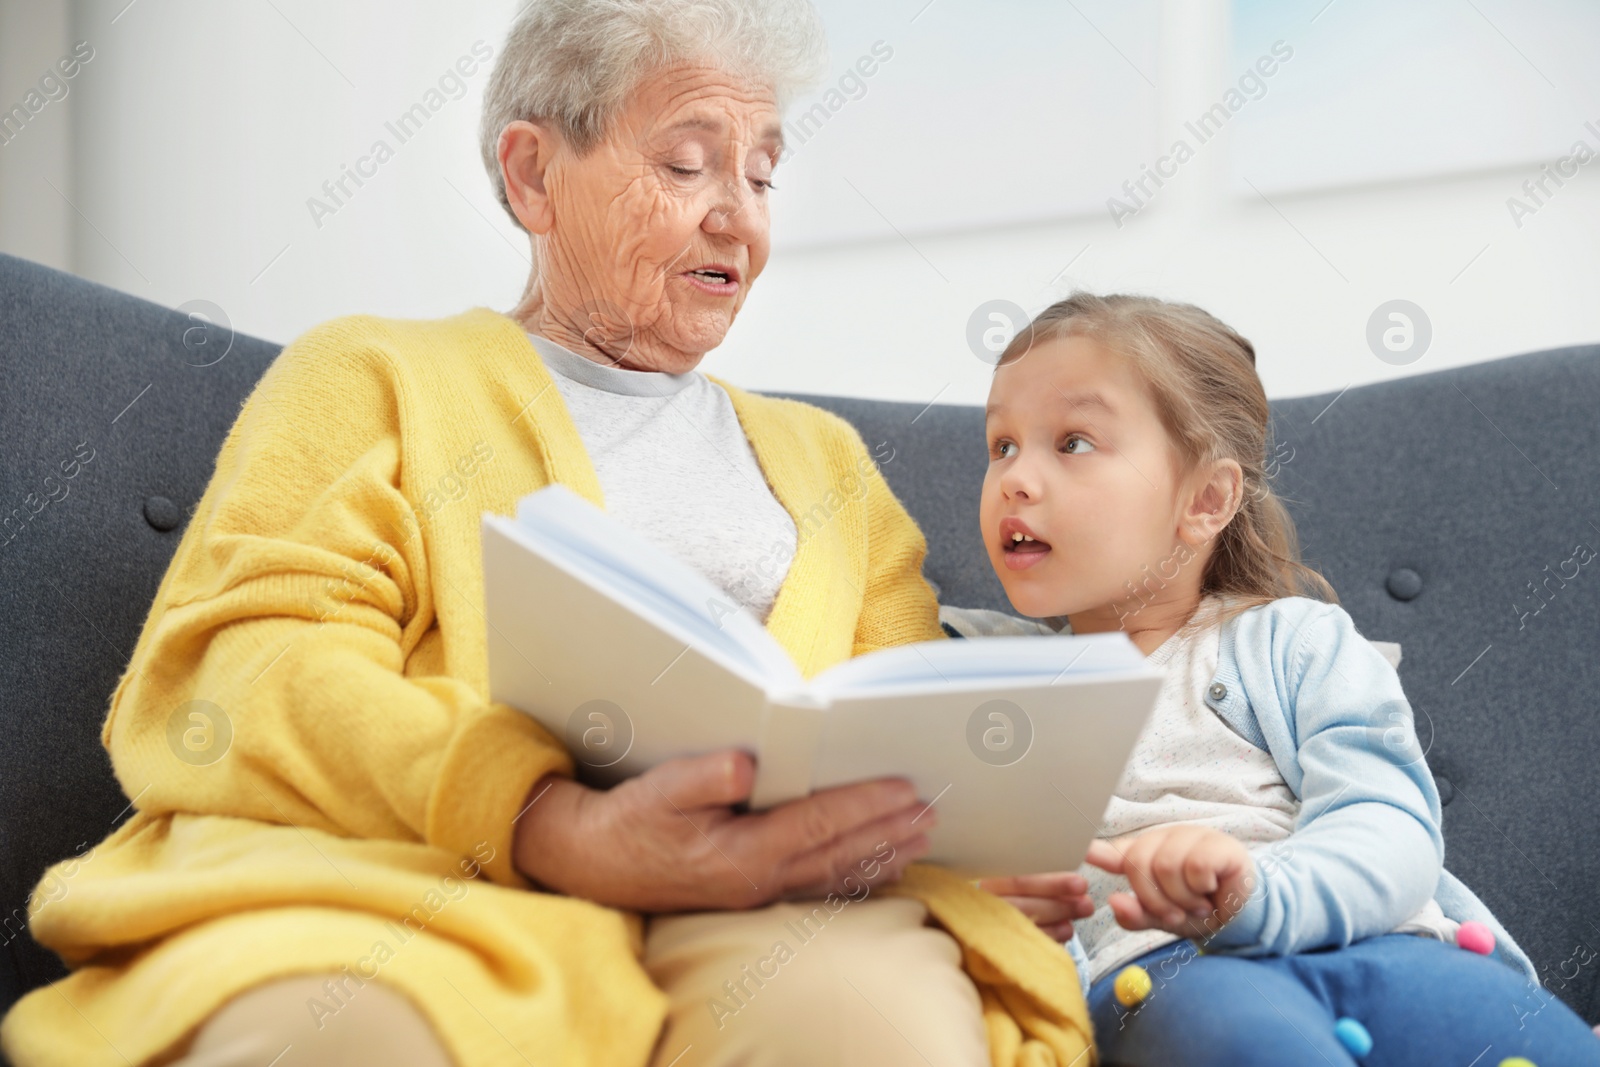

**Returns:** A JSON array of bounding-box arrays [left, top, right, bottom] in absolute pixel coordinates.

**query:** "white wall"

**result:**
[[2, 0, 1597, 407], [0, 1, 73, 270]]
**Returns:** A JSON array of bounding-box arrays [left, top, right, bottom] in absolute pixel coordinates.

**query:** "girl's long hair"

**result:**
[[996, 292, 1337, 632]]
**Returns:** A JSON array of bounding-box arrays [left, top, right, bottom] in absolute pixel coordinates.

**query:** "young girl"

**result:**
[[971, 293, 1600, 1066]]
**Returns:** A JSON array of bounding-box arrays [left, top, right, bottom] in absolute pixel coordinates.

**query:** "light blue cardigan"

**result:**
[[1063, 594, 1537, 991]]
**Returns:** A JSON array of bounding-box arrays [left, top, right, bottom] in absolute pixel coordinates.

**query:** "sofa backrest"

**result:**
[[0, 255, 281, 1006], [3, 253, 1596, 1024]]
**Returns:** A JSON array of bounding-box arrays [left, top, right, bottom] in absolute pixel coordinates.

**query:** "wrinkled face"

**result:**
[[540, 62, 781, 371], [980, 334, 1193, 621]]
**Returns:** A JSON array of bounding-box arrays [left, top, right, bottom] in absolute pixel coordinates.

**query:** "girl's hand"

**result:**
[[976, 871, 1096, 941], [1084, 826, 1257, 939]]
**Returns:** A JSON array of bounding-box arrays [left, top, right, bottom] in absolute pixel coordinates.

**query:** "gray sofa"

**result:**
[[2, 252, 1596, 1030]]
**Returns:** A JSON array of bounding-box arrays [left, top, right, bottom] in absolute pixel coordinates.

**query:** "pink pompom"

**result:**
[[1456, 921, 1495, 955]]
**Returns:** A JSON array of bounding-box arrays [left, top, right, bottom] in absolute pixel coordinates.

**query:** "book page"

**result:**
[[803, 631, 1148, 701], [808, 672, 1164, 875], [484, 515, 774, 788], [514, 484, 803, 690]]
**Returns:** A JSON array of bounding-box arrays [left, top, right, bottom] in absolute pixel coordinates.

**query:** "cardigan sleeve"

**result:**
[[1203, 602, 1444, 955], [100, 321, 573, 888], [846, 434, 946, 656]]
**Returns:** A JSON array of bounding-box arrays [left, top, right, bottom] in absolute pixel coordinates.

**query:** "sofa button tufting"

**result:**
[[1208, 682, 1227, 701], [1386, 568, 1423, 601], [1435, 775, 1454, 806], [144, 495, 183, 532]]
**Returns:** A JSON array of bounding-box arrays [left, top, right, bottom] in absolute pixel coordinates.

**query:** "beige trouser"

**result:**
[[153, 974, 454, 1067], [159, 897, 989, 1067], [644, 896, 990, 1066]]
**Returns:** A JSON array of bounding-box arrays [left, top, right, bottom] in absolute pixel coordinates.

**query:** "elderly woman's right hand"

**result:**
[[511, 750, 935, 912]]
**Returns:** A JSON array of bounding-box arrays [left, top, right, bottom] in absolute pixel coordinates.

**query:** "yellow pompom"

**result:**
[[1496, 1059, 1537, 1067], [1114, 965, 1153, 1007]]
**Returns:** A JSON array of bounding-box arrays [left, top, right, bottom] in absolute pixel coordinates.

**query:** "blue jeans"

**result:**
[[1087, 933, 1600, 1066]]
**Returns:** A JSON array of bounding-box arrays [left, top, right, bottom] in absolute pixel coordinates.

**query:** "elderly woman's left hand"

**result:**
[[978, 871, 1097, 942], [514, 749, 936, 912]]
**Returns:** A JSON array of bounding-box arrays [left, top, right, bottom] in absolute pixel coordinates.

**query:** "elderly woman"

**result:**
[[0, 3, 1093, 1066]]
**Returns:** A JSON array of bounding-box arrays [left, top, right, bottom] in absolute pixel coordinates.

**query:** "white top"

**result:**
[[1073, 595, 1457, 985], [527, 332, 797, 624]]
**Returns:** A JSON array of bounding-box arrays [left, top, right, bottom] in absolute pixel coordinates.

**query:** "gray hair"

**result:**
[[478, 0, 829, 227]]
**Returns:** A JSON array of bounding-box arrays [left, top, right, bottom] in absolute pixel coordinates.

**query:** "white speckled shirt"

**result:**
[[527, 332, 797, 623]]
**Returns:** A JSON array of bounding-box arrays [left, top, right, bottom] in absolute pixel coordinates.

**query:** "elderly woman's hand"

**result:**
[[512, 751, 935, 911], [976, 871, 1096, 942]]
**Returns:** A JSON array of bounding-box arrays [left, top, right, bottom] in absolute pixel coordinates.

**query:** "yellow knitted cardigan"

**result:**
[[1, 308, 1094, 1067]]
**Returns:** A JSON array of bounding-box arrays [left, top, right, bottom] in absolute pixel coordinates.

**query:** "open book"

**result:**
[[482, 483, 1165, 876]]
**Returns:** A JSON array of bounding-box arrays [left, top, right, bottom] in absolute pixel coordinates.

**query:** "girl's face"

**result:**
[[980, 333, 1204, 629]]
